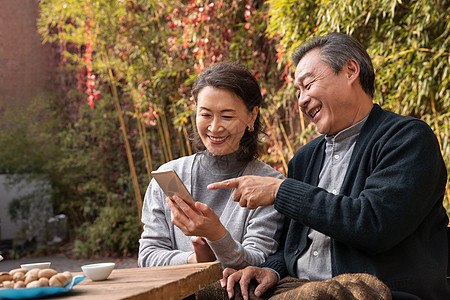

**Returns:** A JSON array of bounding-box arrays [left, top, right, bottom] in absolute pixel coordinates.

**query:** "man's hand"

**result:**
[[166, 195, 227, 241], [207, 176, 283, 209], [220, 266, 278, 299]]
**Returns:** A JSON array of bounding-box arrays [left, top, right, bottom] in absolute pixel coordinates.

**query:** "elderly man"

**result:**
[[209, 33, 449, 299]]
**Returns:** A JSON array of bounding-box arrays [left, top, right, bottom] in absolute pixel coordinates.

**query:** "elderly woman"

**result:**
[[138, 62, 284, 270]]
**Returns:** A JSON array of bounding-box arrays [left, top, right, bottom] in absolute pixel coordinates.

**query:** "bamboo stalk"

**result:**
[[160, 111, 174, 161], [142, 121, 154, 173], [430, 93, 442, 147], [299, 105, 306, 146], [274, 140, 288, 173], [178, 129, 186, 157], [171, 107, 186, 157], [190, 113, 197, 136], [278, 120, 294, 158], [104, 54, 143, 219], [262, 114, 288, 172], [156, 115, 169, 163], [182, 123, 192, 156], [137, 117, 152, 181]]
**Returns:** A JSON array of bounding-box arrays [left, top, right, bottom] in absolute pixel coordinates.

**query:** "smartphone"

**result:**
[[151, 169, 195, 205]]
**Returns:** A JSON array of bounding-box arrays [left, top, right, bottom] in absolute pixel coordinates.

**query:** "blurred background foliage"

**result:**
[[0, 0, 447, 258]]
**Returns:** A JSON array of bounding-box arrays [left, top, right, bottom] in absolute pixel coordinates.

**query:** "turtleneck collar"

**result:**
[[197, 149, 248, 176]]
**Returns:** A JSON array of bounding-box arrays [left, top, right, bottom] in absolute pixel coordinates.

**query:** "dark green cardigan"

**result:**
[[261, 104, 449, 299]]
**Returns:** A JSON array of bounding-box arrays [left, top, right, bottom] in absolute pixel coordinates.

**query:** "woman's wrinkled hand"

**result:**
[[187, 236, 216, 264]]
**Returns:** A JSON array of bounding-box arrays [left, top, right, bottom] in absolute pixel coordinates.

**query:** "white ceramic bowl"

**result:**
[[20, 262, 51, 270], [81, 262, 115, 281]]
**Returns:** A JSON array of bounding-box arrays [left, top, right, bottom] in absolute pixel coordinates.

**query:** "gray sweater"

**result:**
[[138, 151, 285, 269]]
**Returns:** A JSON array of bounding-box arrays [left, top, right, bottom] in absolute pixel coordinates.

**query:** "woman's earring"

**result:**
[[247, 125, 254, 132]]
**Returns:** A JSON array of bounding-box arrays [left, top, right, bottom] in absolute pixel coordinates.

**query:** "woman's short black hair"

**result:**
[[191, 62, 263, 161]]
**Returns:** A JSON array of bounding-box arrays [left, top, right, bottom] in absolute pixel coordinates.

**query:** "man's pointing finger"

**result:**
[[207, 178, 239, 190]]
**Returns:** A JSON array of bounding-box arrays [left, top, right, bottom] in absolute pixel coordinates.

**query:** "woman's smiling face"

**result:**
[[196, 86, 257, 156]]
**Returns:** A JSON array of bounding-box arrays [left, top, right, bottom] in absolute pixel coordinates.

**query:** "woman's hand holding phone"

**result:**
[[166, 195, 227, 242], [152, 169, 227, 245]]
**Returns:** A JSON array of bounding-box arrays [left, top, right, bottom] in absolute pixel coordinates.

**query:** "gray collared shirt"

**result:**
[[295, 116, 367, 280]]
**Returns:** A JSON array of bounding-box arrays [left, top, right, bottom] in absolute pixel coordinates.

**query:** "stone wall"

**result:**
[[0, 0, 56, 110]]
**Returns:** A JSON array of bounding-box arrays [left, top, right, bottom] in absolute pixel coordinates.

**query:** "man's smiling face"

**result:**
[[294, 49, 360, 135]]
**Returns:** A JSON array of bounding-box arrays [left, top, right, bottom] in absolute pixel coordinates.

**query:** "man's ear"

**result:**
[[345, 59, 360, 84]]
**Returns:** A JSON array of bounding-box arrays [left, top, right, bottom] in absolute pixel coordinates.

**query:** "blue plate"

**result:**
[[0, 275, 85, 299]]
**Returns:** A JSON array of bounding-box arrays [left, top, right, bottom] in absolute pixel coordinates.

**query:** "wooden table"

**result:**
[[53, 262, 222, 300]]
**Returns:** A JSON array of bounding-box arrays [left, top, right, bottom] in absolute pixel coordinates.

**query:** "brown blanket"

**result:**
[[196, 273, 391, 300]]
